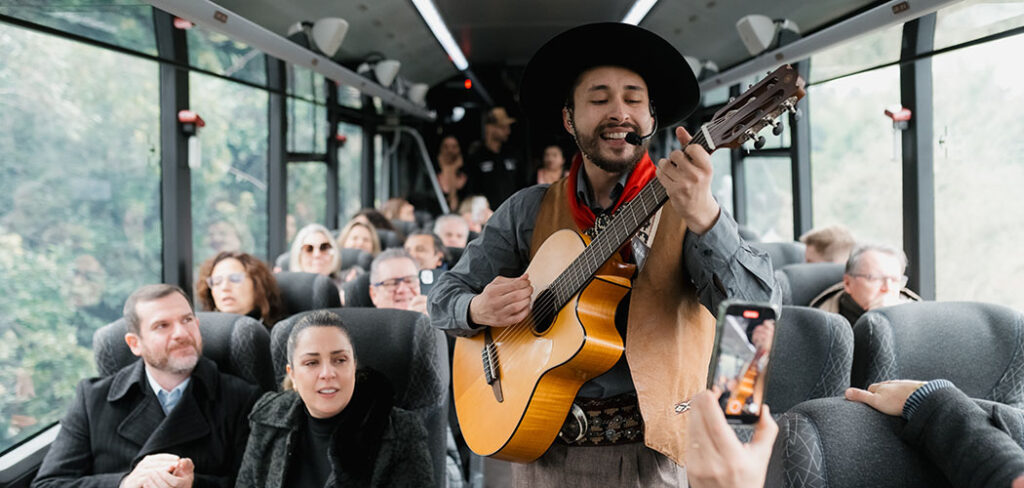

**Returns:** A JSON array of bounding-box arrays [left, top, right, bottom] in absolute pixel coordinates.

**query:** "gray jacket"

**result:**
[[235, 380, 434, 488]]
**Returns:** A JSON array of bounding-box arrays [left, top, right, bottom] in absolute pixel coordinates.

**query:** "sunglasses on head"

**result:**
[[302, 242, 334, 254], [206, 272, 245, 288]]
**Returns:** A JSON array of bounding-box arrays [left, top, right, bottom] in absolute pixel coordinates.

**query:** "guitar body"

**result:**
[[453, 229, 631, 462]]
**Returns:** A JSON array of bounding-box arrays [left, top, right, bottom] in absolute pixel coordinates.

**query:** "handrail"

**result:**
[[378, 126, 449, 214]]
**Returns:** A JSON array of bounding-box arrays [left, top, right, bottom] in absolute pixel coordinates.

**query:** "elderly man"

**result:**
[[433, 214, 470, 248], [429, 22, 777, 487], [33, 284, 260, 488], [404, 231, 448, 271], [368, 249, 428, 315], [811, 243, 921, 325]]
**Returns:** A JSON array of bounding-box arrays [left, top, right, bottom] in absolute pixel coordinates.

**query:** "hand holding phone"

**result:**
[[706, 300, 779, 424]]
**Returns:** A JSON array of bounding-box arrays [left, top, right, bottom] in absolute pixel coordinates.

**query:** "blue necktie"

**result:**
[[158, 388, 183, 415]]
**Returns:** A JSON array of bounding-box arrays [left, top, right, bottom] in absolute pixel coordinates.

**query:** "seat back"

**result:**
[[763, 306, 853, 413], [274, 251, 289, 271], [446, 246, 464, 268], [776, 263, 845, 306], [340, 273, 374, 308], [750, 241, 806, 270], [765, 397, 952, 488], [274, 271, 342, 316], [377, 228, 404, 249], [391, 219, 418, 238], [339, 247, 373, 271], [271, 308, 449, 488], [738, 224, 760, 242], [851, 301, 1024, 406], [93, 312, 275, 391]]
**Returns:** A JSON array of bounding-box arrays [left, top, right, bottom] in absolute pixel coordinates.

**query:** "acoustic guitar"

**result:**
[[453, 64, 806, 462]]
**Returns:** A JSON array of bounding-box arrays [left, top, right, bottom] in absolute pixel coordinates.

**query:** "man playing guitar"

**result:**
[[429, 22, 780, 487]]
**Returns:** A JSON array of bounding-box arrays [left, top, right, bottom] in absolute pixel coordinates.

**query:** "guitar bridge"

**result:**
[[482, 328, 503, 402]]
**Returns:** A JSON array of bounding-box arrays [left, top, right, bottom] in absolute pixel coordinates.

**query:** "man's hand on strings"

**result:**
[[469, 274, 533, 327], [657, 126, 721, 235]]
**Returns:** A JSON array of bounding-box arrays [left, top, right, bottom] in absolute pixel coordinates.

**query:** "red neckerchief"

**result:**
[[566, 151, 657, 233]]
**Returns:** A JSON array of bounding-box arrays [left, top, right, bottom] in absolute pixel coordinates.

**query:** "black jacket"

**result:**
[[902, 386, 1024, 487], [235, 369, 435, 487], [32, 357, 261, 488]]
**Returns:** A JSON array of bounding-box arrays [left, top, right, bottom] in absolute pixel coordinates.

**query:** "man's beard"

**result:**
[[146, 342, 201, 375], [574, 121, 647, 174]]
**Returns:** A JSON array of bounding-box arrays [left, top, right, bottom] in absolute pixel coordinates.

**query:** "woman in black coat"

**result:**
[[235, 311, 434, 487]]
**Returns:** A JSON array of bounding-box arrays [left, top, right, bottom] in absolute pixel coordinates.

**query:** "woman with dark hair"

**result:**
[[196, 251, 285, 327], [236, 311, 434, 487], [351, 208, 395, 232]]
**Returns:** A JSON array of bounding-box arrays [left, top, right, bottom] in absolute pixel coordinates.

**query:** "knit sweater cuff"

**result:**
[[902, 379, 956, 420]]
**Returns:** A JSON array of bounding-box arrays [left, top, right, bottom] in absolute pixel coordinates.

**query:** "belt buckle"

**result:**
[[558, 403, 588, 443]]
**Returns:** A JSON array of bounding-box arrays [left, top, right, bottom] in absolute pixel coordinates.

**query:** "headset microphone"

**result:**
[[624, 130, 656, 146]]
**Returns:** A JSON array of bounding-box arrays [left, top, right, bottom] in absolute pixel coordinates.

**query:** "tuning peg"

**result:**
[[753, 136, 766, 149], [771, 120, 783, 136], [792, 107, 803, 122]]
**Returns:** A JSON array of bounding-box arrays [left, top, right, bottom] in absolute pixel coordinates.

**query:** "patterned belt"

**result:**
[[556, 392, 644, 446]]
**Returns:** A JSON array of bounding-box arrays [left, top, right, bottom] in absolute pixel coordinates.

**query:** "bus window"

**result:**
[[186, 23, 266, 86], [743, 157, 794, 242], [710, 149, 734, 218], [190, 71, 270, 268], [0, 1, 156, 56], [933, 33, 1024, 310], [0, 21, 161, 454], [935, 0, 1024, 50], [338, 122, 363, 224], [809, 65, 903, 247], [809, 24, 902, 84], [288, 162, 328, 234]]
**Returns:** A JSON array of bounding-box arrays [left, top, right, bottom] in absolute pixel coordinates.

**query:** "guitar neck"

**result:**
[[546, 133, 714, 306]]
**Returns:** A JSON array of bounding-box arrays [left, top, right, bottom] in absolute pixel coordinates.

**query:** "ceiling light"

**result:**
[[411, 0, 469, 71], [622, 0, 658, 25]]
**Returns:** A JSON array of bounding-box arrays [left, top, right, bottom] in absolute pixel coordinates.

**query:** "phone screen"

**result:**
[[708, 302, 777, 424], [419, 268, 437, 295]]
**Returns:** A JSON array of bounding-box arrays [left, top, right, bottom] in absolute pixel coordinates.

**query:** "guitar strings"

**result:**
[[480, 131, 713, 362]]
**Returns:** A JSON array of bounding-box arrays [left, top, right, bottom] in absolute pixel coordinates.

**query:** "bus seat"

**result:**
[[274, 271, 342, 316], [851, 302, 1024, 406], [750, 241, 806, 269], [391, 219, 418, 238], [274, 251, 289, 271], [377, 228, 404, 249], [763, 306, 853, 414], [764, 397, 953, 488], [271, 308, 449, 488], [445, 246, 464, 268], [776, 263, 845, 306], [340, 247, 373, 271], [92, 312, 275, 392], [340, 273, 374, 307]]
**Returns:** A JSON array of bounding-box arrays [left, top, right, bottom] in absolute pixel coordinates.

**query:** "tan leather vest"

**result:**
[[529, 177, 716, 465]]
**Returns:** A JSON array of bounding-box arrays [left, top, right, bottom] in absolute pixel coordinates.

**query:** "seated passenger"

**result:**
[[196, 251, 285, 327], [684, 381, 1024, 488], [337, 220, 381, 257], [810, 243, 921, 326], [456, 195, 492, 234], [381, 197, 416, 223], [236, 311, 433, 487], [351, 208, 395, 232], [368, 249, 428, 315], [799, 224, 855, 263], [404, 231, 448, 271], [433, 214, 470, 248], [536, 144, 568, 184], [32, 284, 260, 488], [436, 135, 468, 212]]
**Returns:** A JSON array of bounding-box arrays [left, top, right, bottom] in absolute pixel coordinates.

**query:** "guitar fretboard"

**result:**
[[540, 133, 714, 312]]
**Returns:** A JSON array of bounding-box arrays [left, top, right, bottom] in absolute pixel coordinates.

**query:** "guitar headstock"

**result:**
[[702, 65, 806, 151]]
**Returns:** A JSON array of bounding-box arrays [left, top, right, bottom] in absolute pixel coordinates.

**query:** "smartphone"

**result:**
[[419, 268, 438, 295], [706, 300, 780, 424]]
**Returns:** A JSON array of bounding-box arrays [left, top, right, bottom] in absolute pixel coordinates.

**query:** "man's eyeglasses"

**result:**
[[849, 273, 908, 287], [301, 242, 334, 254], [371, 275, 419, 291], [206, 272, 245, 288]]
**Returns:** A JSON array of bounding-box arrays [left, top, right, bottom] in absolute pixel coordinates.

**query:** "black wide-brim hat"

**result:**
[[519, 22, 700, 135]]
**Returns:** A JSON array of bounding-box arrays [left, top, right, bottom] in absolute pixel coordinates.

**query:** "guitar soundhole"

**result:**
[[531, 289, 557, 334]]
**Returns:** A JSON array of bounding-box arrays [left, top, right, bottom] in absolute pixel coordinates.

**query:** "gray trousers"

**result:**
[[510, 442, 687, 488]]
